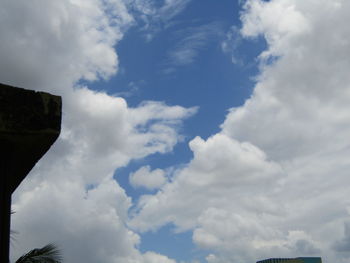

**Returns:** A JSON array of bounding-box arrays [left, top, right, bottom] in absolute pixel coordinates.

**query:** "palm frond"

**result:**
[[15, 243, 62, 263], [10, 229, 18, 244], [10, 211, 18, 244]]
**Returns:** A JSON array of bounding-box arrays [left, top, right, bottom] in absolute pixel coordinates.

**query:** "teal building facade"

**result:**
[[257, 257, 322, 263]]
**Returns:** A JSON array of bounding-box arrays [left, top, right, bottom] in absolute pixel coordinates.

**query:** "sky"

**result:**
[[1, 0, 350, 262]]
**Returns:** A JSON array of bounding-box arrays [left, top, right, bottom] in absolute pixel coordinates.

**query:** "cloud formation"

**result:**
[[4, 0, 350, 262], [131, 0, 350, 262], [221, 26, 243, 65], [130, 166, 167, 190], [1, 1, 193, 262], [164, 22, 223, 72], [129, 0, 192, 40], [0, 0, 132, 93]]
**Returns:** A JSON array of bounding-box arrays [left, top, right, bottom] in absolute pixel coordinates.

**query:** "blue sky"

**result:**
[[110, 1, 262, 184], [102, 3, 264, 261], [91, 0, 262, 134], [105, 2, 264, 261], [3, 1, 350, 263]]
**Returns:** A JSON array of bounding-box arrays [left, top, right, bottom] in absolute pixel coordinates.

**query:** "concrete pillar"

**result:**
[[0, 83, 61, 263]]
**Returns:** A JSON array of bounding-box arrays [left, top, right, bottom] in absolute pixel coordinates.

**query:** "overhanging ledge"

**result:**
[[0, 82, 62, 263], [0, 83, 62, 193]]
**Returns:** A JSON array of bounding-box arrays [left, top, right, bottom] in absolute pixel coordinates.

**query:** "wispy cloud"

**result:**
[[163, 22, 223, 72], [113, 80, 145, 98], [221, 26, 244, 65], [130, 0, 192, 40]]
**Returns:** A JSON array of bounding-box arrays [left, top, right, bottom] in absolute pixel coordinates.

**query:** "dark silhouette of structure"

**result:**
[[257, 257, 322, 263], [0, 83, 61, 263]]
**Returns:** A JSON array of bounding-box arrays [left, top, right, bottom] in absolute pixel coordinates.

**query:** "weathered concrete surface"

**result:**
[[0, 83, 61, 263], [0, 83, 61, 193]]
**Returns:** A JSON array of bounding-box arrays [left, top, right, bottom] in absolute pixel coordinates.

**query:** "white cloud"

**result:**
[[158, 0, 191, 21], [0, 0, 133, 93], [333, 221, 350, 257], [1, 1, 192, 262], [129, 0, 191, 40], [10, 88, 193, 263], [12, 176, 141, 263], [5, 0, 350, 262], [130, 166, 167, 190], [143, 251, 177, 263], [130, 133, 284, 233], [131, 0, 350, 262], [165, 22, 223, 70], [221, 26, 243, 65]]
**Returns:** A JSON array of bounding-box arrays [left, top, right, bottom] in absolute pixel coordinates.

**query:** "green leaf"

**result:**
[[15, 243, 62, 263]]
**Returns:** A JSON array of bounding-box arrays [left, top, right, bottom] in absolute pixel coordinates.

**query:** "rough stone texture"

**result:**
[[0, 83, 61, 263], [0, 83, 62, 193]]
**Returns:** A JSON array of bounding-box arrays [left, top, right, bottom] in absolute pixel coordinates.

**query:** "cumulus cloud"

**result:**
[[0, 0, 133, 94], [333, 221, 350, 255], [130, 166, 167, 190], [130, 133, 284, 232], [4, 0, 350, 262], [1, 1, 193, 262], [11, 89, 189, 262], [131, 0, 350, 262], [143, 251, 177, 263]]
